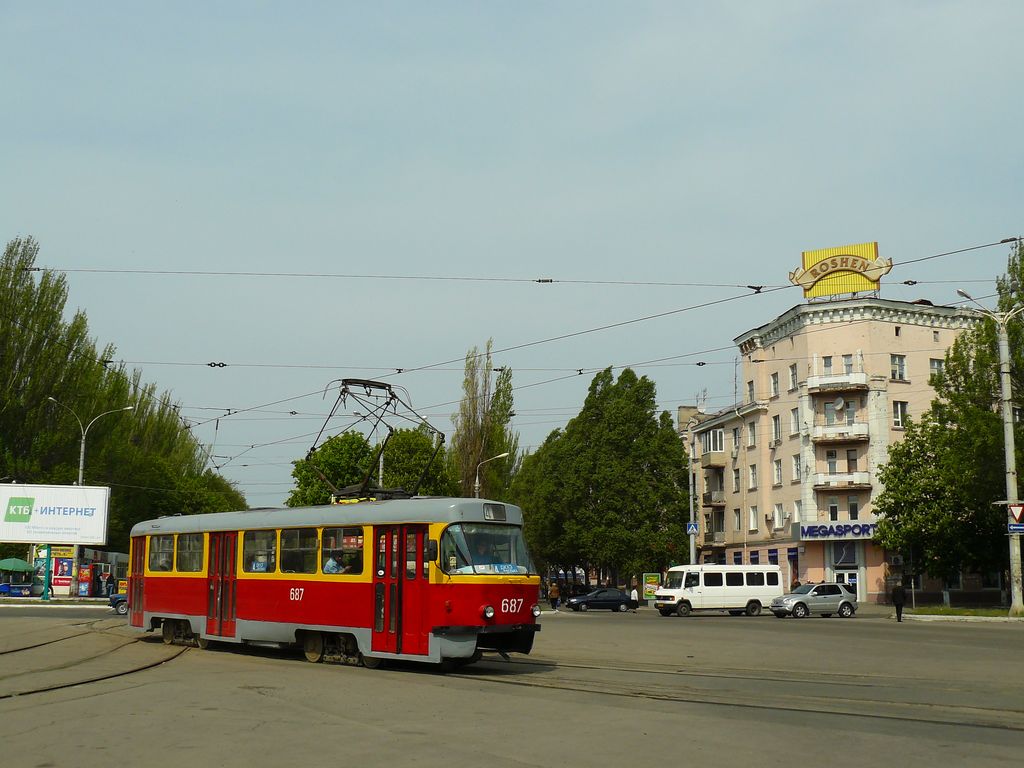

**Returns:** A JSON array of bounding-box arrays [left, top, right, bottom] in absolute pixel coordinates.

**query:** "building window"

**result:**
[[790, 407, 800, 435], [824, 400, 837, 426], [846, 449, 858, 472], [844, 399, 857, 425], [823, 356, 833, 375], [770, 372, 780, 397], [733, 508, 741, 531], [749, 506, 759, 531], [891, 354, 907, 381], [793, 500, 802, 521], [747, 421, 756, 447], [772, 415, 782, 441], [789, 363, 798, 390], [843, 354, 853, 374], [733, 468, 741, 493], [713, 509, 725, 533], [747, 380, 755, 403], [828, 496, 839, 521], [930, 358, 944, 378], [893, 401, 909, 428], [768, 549, 779, 565], [933, 330, 940, 342], [773, 503, 784, 529], [749, 464, 758, 490], [732, 552, 742, 565], [848, 496, 860, 521], [701, 429, 724, 453], [750, 550, 760, 565], [792, 455, 802, 482], [826, 449, 838, 474], [732, 427, 740, 450], [895, 326, 901, 337], [773, 459, 782, 486]]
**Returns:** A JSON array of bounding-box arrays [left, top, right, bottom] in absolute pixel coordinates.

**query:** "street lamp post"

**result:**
[[956, 290, 1024, 617], [474, 452, 509, 499], [685, 416, 700, 566], [46, 397, 134, 598]]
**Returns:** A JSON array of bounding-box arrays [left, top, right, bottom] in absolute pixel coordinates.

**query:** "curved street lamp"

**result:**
[[956, 290, 1024, 617], [474, 452, 510, 499], [46, 397, 134, 600]]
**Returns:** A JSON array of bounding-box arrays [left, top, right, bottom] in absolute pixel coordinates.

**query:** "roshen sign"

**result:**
[[789, 241, 892, 299]]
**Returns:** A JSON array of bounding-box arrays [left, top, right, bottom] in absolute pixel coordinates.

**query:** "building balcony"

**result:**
[[701, 450, 726, 468], [806, 372, 869, 394], [813, 471, 872, 490], [811, 422, 870, 443], [702, 490, 726, 507]]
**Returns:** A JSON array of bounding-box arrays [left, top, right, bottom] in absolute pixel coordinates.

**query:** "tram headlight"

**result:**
[[531, 604, 541, 617], [482, 604, 495, 620]]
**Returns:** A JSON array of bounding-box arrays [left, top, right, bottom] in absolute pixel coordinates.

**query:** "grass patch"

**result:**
[[909, 606, 1010, 617]]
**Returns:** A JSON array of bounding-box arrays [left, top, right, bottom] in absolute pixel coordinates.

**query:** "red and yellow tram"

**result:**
[[127, 497, 541, 667]]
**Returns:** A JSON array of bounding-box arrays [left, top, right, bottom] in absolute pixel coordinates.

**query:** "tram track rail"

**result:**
[[451, 656, 1024, 733]]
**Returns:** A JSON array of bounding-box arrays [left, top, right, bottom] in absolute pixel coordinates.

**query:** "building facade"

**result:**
[[685, 297, 979, 604]]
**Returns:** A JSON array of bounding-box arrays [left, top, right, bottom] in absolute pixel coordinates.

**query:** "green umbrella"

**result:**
[[0, 557, 34, 572]]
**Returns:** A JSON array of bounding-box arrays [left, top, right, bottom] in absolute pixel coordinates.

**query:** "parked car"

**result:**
[[770, 582, 857, 618], [566, 588, 637, 612], [109, 593, 128, 615]]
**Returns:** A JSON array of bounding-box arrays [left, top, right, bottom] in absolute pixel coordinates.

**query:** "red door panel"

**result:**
[[206, 532, 237, 638]]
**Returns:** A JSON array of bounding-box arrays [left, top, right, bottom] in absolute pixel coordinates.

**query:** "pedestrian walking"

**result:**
[[548, 581, 560, 610], [630, 586, 639, 612], [891, 580, 906, 622]]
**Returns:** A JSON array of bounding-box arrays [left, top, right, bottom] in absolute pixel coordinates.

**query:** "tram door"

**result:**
[[205, 532, 237, 638], [129, 536, 146, 627], [372, 525, 429, 656]]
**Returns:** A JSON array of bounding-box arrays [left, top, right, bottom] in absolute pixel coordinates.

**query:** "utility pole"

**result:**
[[957, 290, 1024, 617]]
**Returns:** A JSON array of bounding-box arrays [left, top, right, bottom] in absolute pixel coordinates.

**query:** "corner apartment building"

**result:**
[[686, 297, 978, 604]]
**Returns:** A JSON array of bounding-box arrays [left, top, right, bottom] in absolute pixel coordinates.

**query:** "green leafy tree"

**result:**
[[874, 241, 1024, 579], [287, 433, 374, 506], [1, 237, 246, 553], [449, 340, 519, 499], [512, 368, 689, 580]]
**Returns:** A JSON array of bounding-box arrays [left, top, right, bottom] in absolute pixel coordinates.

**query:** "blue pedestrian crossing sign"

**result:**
[[686, 522, 699, 536]]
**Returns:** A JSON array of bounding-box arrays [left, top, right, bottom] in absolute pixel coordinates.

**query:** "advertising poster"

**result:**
[[53, 558, 73, 588], [0, 485, 110, 545], [643, 572, 661, 600]]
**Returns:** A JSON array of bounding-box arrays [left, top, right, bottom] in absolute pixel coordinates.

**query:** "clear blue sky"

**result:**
[[3, 3, 1022, 505]]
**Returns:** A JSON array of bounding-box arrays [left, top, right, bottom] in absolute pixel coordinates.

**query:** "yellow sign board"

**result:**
[[789, 242, 891, 298]]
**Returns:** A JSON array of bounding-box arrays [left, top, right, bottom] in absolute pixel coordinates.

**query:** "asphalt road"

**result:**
[[0, 608, 1021, 767]]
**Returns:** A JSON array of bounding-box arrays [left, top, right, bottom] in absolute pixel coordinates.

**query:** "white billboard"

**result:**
[[0, 484, 110, 545]]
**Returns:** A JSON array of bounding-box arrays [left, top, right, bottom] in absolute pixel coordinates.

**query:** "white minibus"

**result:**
[[652, 564, 784, 617]]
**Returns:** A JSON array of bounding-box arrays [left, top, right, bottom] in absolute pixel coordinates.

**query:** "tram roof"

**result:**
[[129, 496, 524, 537]]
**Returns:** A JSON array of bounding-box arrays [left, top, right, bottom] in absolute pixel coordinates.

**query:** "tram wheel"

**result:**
[[360, 654, 386, 670], [196, 635, 211, 650], [303, 632, 324, 663], [161, 620, 175, 645]]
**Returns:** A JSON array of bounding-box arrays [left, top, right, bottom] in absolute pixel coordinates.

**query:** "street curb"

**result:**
[[902, 613, 1024, 623]]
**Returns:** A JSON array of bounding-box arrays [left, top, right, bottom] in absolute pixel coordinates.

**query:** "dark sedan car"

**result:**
[[566, 588, 637, 612], [109, 593, 128, 615]]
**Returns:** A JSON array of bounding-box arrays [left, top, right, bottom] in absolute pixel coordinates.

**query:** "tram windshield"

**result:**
[[440, 523, 537, 575]]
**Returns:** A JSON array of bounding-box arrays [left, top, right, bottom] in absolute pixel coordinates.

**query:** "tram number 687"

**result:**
[[289, 588, 304, 601], [500, 598, 522, 613]]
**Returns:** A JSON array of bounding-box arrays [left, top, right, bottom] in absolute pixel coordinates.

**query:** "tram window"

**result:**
[[148, 535, 174, 571], [242, 530, 277, 573], [322, 527, 363, 575], [439, 523, 536, 575], [176, 533, 204, 572], [406, 532, 417, 579], [280, 528, 318, 574]]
